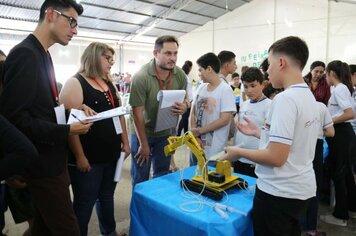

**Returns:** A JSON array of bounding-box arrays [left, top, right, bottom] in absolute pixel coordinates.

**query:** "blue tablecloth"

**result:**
[[129, 166, 256, 236]]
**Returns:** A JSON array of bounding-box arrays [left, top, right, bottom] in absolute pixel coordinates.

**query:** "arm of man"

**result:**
[[132, 106, 150, 166], [0, 47, 90, 144], [221, 95, 295, 167], [223, 142, 290, 167], [0, 115, 39, 180], [0, 48, 69, 143]]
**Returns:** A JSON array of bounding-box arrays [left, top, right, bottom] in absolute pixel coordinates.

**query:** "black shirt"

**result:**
[[69, 73, 122, 165]]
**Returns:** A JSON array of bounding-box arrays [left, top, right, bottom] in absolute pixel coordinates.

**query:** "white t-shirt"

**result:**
[[328, 83, 353, 122], [186, 75, 193, 102], [256, 83, 319, 200], [234, 97, 272, 164], [317, 102, 333, 139], [193, 82, 236, 158]]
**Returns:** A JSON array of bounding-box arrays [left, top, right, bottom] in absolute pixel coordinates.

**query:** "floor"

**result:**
[[2, 146, 356, 236]]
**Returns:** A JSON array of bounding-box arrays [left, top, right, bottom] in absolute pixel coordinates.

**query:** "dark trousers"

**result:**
[[233, 160, 257, 178], [302, 139, 323, 230], [252, 187, 309, 236], [326, 123, 356, 219], [26, 167, 80, 236], [177, 108, 190, 136]]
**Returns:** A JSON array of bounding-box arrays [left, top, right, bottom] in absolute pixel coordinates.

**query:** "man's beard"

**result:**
[[159, 63, 175, 71]]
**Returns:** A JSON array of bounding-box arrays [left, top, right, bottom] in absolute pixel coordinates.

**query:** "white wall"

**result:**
[[49, 41, 153, 85], [0, 36, 153, 85], [177, 0, 356, 82]]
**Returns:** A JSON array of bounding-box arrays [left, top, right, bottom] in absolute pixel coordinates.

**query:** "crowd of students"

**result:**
[[1, 1, 356, 236]]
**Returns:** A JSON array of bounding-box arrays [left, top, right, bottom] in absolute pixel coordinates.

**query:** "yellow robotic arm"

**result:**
[[165, 132, 208, 180], [164, 132, 248, 200]]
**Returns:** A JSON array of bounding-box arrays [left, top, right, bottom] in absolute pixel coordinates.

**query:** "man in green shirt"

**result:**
[[129, 35, 188, 186]]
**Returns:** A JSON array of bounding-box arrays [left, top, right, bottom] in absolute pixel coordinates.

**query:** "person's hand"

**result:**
[[217, 147, 240, 162], [69, 122, 93, 135], [78, 104, 97, 116], [190, 127, 201, 137], [171, 101, 187, 115], [236, 116, 260, 138], [122, 143, 131, 159], [76, 156, 91, 172], [135, 145, 150, 167], [6, 176, 27, 188], [196, 137, 204, 149]]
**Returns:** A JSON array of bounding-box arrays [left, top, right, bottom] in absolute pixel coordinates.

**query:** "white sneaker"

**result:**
[[320, 214, 347, 227], [349, 211, 356, 219]]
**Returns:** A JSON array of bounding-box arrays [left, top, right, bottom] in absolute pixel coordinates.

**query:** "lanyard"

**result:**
[[47, 53, 58, 102], [154, 65, 172, 90], [92, 78, 116, 108]]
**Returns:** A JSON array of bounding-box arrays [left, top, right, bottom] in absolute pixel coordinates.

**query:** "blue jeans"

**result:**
[[69, 159, 117, 236], [130, 134, 171, 186]]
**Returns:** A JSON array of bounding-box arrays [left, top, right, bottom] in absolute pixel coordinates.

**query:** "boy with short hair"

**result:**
[[220, 36, 319, 235], [232, 67, 271, 177], [190, 52, 236, 165], [218, 50, 237, 84]]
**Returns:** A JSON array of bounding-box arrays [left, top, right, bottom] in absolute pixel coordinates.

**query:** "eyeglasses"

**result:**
[[53, 9, 78, 28], [103, 54, 115, 64]]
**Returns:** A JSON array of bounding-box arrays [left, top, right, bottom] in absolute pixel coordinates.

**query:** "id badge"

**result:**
[[113, 117, 122, 134]]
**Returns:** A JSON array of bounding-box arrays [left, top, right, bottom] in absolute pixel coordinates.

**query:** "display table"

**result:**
[[129, 166, 256, 236]]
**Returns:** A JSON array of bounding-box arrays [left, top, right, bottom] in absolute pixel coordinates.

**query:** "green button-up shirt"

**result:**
[[129, 59, 187, 137]]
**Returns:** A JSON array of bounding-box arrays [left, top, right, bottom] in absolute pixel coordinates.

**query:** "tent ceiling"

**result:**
[[0, 0, 251, 44]]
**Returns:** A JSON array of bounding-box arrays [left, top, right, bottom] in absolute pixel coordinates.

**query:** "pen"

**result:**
[[71, 114, 84, 124]]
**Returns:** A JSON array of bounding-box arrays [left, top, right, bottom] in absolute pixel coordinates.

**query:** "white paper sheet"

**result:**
[[54, 104, 66, 124], [67, 107, 128, 124], [114, 152, 126, 182], [156, 90, 186, 108]]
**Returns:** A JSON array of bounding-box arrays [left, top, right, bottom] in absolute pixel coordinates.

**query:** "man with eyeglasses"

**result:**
[[0, 0, 91, 235]]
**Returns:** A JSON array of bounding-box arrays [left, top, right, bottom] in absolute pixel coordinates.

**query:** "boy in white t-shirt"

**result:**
[[219, 36, 319, 235], [233, 67, 271, 177], [190, 52, 236, 165]]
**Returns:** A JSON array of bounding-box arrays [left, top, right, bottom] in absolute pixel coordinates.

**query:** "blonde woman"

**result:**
[[60, 42, 130, 236]]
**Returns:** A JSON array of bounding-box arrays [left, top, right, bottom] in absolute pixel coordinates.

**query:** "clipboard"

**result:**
[[154, 90, 186, 132]]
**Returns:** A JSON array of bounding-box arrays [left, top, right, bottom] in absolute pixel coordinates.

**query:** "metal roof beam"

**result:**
[[0, 2, 189, 34], [195, 0, 232, 11], [124, 0, 196, 39], [80, 2, 203, 26], [81, 15, 188, 34], [134, 0, 216, 20]]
